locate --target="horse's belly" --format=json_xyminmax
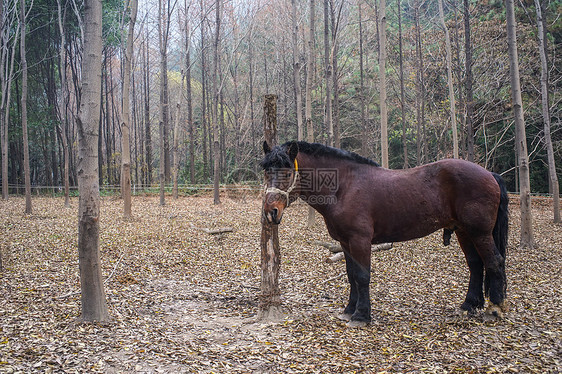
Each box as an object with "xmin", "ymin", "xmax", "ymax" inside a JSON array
[{"xmin": 372, "ymin": 217, "xmax": 446, "ymax": 244}]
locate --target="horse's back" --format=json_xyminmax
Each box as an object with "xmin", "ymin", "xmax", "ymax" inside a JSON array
[{"xmin": 357, "ymin": 159, "xmax": 501, "ymax": 243}]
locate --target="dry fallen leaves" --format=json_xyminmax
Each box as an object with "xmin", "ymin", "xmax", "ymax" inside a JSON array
[{"xmin": 0, "ymin": 194, "xmax": 560, "ymax": 373}]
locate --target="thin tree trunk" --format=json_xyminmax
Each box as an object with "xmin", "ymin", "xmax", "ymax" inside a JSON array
[
  {"xmin": 172, "ymin": 101, "xmax": 180, "ymax": 199},
  {"xmin": 505, "ymin": 0, "xmax": 535, "ymax": 249},
  {"xmin": 200, "ymin": 3, "xmax": 208, "ymax": 180},
  {"xmin": 306, "ymin": 0, "xmax": 316, "ymax": 228},
  {"xmin": 158, "ymin": 0, "xmax": 170, "ymax": 206},
  {"xmin": 76, "ymin": 0, "xmax": 108, "ymax": 322},
  {"xmin": 323, "ymin": 0, "xmax": 333, "ymax": 146},
  {"xmin": 121, "ymin": 0, "xmax": 137, "ymax": 217},
  {"xmin": 397, "ymin": 0, "xmax": 407, "ymax": 168},
  {"xmin": 20, "ymin": 0, "xmax": 32, "ymax": 214},
  {"xmin": 534, "ymin": 0, "xmax": 559, "ymax": 222},
  {"xmin": 183, "ymin": 12, "xmax": 195, "ymax": 185},
  {"xmin": 143, "ymin": 27, "xmax": 152, "ymax": 187},
  {"xmin": 439, "ymin": 0, "xmax": 458, "ymax": 159},
  {"xmin": 414, "ymin": 0, "xmax": 424, "ymax": 165},
  {"xmin": 330, "ymin": 0, "xmax": 341, "ymax": 148},
  {"xmin": 259, "ymin": 94, "xmax": 281, "ymax": 321},
  {"xmin": 379, "ymin": 0, "xmax": 388, "ymax": 167},
  {"xmin": 291, "ymin": 0, "xmax": 303, "ymax": 141},
  {"xmin": 359, "ymin": 1, "xmax": 367, "ymax": 157},
  {"xmin": 212, "ymin": 0, "xmax": 221, "ymax": 205},
  {"xmin": 57, "ymin": 0, "xmax": 70, "ymax": 207},
  {"xmin": 464, "ymin": 0, "xmax": 475, "ymax": 161},
  {"xmin": 0, "ymin": 0, "xmax": 5, "ymax": 200},
  {"xmin": 1, "ymin": 7, "xmax": 18, "ymax": 200}
]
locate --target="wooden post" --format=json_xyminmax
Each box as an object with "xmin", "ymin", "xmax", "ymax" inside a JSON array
[{"xmin": 258, "ymin": 94, "xmax": 282, "ymax": 321}]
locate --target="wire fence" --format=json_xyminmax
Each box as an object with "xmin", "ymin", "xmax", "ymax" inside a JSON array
[
  {"xmin": 2, "ymin": 182, "xmax": 264, "ymax": 197},
  {"xmin": 1, "ymin": 183, "xmax": 560, "ymax": 199}
]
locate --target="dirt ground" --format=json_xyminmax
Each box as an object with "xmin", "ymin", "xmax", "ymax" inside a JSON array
[{"xmin": 0, "ymin": 193, "xmax": 561, "ymax": 373}]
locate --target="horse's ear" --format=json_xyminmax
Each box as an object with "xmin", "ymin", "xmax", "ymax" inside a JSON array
[
  {"xmin": 263, "ymin": 140, "xmax": 271, "ymax": 155},
  {"xmin": 287, "ymin": 141, "xmax": 298, "ymax": 161}
]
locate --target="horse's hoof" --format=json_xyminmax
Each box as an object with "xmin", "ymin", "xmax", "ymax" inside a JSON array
[
  {"xmin": 485, "ymin": 303, "xmax": 504, "ymax": 319},
  {"xmin": 346, "ymin": 320, "xmax": 369, "ymax": 328},
  {"xmin": 337, "ymin": 313, "xmax": 352, "ymax": 321}
]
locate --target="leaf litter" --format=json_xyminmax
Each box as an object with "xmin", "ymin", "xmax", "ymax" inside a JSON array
[{"xmin": 0, "ymin": 194, "xmax": 560, "ymax": 373}]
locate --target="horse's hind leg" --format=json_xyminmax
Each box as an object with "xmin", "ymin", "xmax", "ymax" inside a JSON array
[
  {"xmin": 456, "ymin": 230, "xmax": 485, "ymax": 312},
  {"xmin": 471, "ymin": 235, "xmax": 507, "ymax": 316}
]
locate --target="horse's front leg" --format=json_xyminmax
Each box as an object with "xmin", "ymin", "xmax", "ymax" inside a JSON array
[
  {"xmin": 338, "ymin": 250, "xmax": 357, "ymax": 321},
  {"xmin": 342, "ymin": 237, "xmax": 372, "ymax": 327}
]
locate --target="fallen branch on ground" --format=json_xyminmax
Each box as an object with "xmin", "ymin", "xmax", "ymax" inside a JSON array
[
  {"xmin": 191, "ymin": 225, "xmax": 233, "ymax": 235},
  {"xmin": 325, "ymin": 243, "xmax": 393, "ymax": 263}
]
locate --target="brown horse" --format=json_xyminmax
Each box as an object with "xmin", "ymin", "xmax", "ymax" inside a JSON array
[{"xmin": 261, "ymin": 141, "xmax": 509, "ymax": 327}]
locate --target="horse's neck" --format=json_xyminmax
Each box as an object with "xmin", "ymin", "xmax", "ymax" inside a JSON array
[{"xmin": 297, "ymin": 154, "xmax": 344, "ymax": 212}]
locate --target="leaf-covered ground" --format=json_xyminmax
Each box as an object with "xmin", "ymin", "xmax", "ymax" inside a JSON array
[{"xmin": 0, "ymin": 193, "xmax": 561, "ymax": 373}]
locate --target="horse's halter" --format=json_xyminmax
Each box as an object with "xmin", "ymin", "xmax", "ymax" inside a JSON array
[{"xmin": 264, "ymin": 159, "xmax": 299, "ymax": 207}]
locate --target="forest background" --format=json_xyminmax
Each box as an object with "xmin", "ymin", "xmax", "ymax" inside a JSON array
[{"xmin": 0, "ymin": 0, "xmax": 561, "ymax": 198}]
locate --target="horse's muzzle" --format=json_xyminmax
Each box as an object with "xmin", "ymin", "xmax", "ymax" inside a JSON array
[{"xmin": 264, "ymin": 205, "xmax": 284, "ymax": 225}]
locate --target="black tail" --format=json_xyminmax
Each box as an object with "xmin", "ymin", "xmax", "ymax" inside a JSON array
[
  {"xmin": 492, "ymin": 173, "xmax": 509, "ymax": 259},
  {"xmin": 486, "ymin": 172, "xmax": 509, "ymax": 297}
]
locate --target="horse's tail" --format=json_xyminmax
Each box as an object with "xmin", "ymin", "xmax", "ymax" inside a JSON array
[
  {"xmin": 486, "ymin": 172, "xmax": 509, "ymax": 297},
  {"xmin": 492, "ymin": 172, "xmax": 509, "ymax": 259}
]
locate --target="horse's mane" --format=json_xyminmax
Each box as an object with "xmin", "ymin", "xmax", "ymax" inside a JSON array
[{"xmin": 288, "ymin": 141, "xmax": 379, "ymax": 167}]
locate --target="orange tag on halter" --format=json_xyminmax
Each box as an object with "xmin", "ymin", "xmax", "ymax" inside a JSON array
[{"xmin": 294, "ymin": 159, "xmax": 299, "ymax": 172}]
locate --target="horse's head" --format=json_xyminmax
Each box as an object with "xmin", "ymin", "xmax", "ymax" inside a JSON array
[{"xmin": 260, "ymin": 141, "xmax": 299, "ymax": 224}]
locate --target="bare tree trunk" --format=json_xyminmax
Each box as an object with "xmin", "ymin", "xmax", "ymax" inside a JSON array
[
  {"xmin": 439, "ymin": 0, "xmax": 458, "ymax": 159},
  {"xmin": 143, "ymin": 26, "xmax": 152, "ymax": 187},
  {"xmin": 121, "ymin": 0, "xmax": 137, "ymax": 217},
  {"xmin": 259, "ymin": 94, "xmax": 281, "ymax": 321},
  {"xmin": 20, "ymin": 0, "xmax": 31, "ymax": 214},
  {"xmin": 359, "ymin": 1, "xmax": 367, "ymax": 157},
  {"xmin": 414, "ymin": 0, "xmax": 425, "ymax": 165},
  {"xmin": 291, "ymin": 0, "xmax": 303, "ymax": 141},
  {"xmin": 379, "ymin": 0, "xmax": 388, "ymax": 167},
  {"xmin": 158, "ymin": 0, "xmax": 171, "ymax": 206},
  {"xmin": 323, "ymin": 0, "xmax": 333, "ymax": 146},
  {"xmin": 534, "ymin": 0, "xmax": 559, "ymax": 223},
  {"xmin": 212, "ymin": 0, "xmax": 221, "ymax": 205},
  {"xmin": 182, "ymin": 8, "xmax": 195, "ymax": 185},
  {"xmin": 397, "ymin": 0, "xmax": 407, "ymax": 168},
  {"xmin": 505, "ymin": 0, "xmax": 535, "ymax": 249},
  {"xmin": 57, "ymin": 0, "xmax": 70, "ymax": 207},
  {"xmin": 464, "ymin": 0, "xmax": 475, "ymax": 161},
  {"xmin": 330, "ymin": 0, "xmax": 341, "ymax": 149},
  {"xmin": 0, "ymin": 0, "xmax": 5, "ymax": 200},
  {"xmin": 306, "ymin": 0, "xmax": 316, "ymax": 228},
  {"xmin": 76, "ymin": 0, "xmax": 108, "ymax": 322},
  {"xmin": 172, "ymin": 101, "xmax": 180, "ymax": 199},
  {"xmin": 200, "ymin": 2, "xmax": 208, "ymax": 179}
]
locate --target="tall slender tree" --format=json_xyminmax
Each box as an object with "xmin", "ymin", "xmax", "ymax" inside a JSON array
[
  {"xmin": 57, "ymin": 0, "xmax": 70, "ymax": 207},
  {"xmin": 397, "ymin": 0, "xmax": 407, "ymax": 168},
  {"xmin": 438, "ymin": 0, "xmax": 458, "ymax": 158},
  {"xmin": 20, "ymin": 0, "xmax": 31, "ymax": 214},
  {"xmin": 323, "ymin": 0, "xmax": 333, "ymax": 146},
  {"xmin": 379, "ymin": 0, "xmax": 388, "ymax": 167},
  {"xmin": 212, "ymin": 0, "xmax": 222, "ymax": 205},
  {"xmin": 463, "ymin": 0, "xmax": 475, "ymax": 161},
  {"xmin": 143, "ymin": 24, "xmax": 152, "ymax": 187},
  {"xmin": 76, "ymin": 0, "xmax": 108, "ymax": 322},
  {"xmin": 182, "ymin": 2, "xmax": 195, "ymax": 184},
  {"xmin": 305, "ymin": 0, "xmax": 316, "ymax": 228},
  {"xmin": 291, "ymin": 0, "xmax": 303, "ymax": 141},
  {"xmin": 121, "ymin": 0, "xmax": 138, "ymax": 217},
  {"xmin": 534, "ymin": 0, "xmax": 559, "ymax": 222},
  {"xmin": 158, "ymin": 0, "xmax": 174, "ymax": 205},
  {"xmin": 359, "ymin": 1, "xmax": 367, "ymax": 157},
  {"xmin": 505, "ymin": 0, "xmax": 534, "ymax": 249}
]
